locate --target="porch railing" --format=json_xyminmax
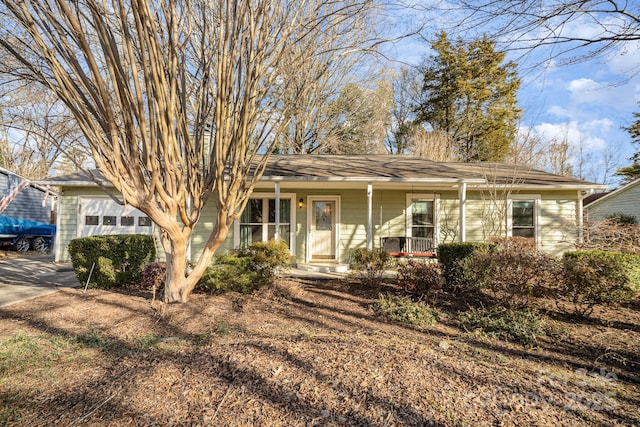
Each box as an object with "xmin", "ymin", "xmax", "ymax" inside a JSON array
[{"xmin": 381, "ymin": 236, "xmax": 437, "ymax": 258}]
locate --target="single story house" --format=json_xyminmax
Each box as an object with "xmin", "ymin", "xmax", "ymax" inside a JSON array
[
  {"xmin": 43, "ymin": 155, "xmax": 606, "ymax": 269},
  {"xmin": 584, "ymin": 178, "xmax": 640, "ymax": 222},
  {"xmin": 1, "ymin": 166, "xmax": 56, "ymax": 224}
]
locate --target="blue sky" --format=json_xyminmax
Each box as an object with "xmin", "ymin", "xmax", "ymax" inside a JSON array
[{"xmin": 381, "ymin": 3, "xmax": 640, "ymax": 187}]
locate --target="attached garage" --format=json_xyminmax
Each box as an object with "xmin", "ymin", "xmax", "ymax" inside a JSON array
[{"xmin": 78, "ymin": 196, "xmax": 153, "ymax": 237}]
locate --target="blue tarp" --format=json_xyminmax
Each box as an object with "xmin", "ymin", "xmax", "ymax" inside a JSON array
[{"xmin": 0, "ymin": 215, "xmax": 55, "ymax": 237}]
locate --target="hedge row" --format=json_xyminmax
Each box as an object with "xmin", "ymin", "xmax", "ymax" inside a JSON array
[{"xmin": 68, "ymin": 234, "xmax": 156, "ymax": 289}]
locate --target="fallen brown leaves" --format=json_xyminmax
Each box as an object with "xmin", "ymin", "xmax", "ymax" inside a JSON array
[{"xmin": 0, "ymin": 278, "xmax": 639, "ymax": 426}]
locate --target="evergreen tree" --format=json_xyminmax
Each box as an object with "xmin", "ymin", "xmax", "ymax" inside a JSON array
[
  {"xmin": 616, "ymin": 111, "xmax": 640, "ymax": 183},
  {"xmin": 414, "ymin": 32, "xmax": 521, "ymax": 162}
]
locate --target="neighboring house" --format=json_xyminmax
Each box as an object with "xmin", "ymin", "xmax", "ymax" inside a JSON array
[
  {"xmin": 43, "ymin": 155, "xmax": 605, "ymax": 267},
  {"xmin": 0, "ymin": 166, "xmax": 56, "ymax": 224},
  {"xmin": 584, "ymin": 178, "xmax": 640, "ymax": 222}
]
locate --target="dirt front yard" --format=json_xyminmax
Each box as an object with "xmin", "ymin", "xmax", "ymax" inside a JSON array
[{"xmin": 1, "ymin": 277, "xmax": 639, "ymax": 426}]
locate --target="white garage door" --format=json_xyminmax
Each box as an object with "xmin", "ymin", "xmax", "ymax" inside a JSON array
[{"xmin": 78, "ymin": 197, "xmax": 153, "ymax": 237}]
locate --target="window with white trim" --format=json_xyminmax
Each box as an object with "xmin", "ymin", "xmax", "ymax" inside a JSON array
[
  {"xmin": 508, "ymin": 195, "xmax": 540, "ymax": 241},
  {"xmin": 406, "ymin": 194, "xmax": 439, "ymax": 241},
  {"xmin": 237, "ymin": 195, "xmax": 294, "ymax": 249}
]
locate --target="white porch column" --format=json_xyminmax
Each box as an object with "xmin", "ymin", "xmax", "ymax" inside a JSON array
[
  {"xmin": 367, "ymin": 182, "xmax": 373, "ymax": 250},
  {"xmin": 577, "ymin": 189, "xmax": 585, "ymax": 244},
  {"xmin": 274, "ymin": 181, "xmax": 281, "ymax": 240},
  {"xmin": 458, "ymin": 182, "xmax": 467, "ymax": 242}
]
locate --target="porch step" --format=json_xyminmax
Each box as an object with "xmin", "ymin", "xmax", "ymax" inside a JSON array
[{"xmin": 296, "ymin": 263, "xmax": 349, "ymax": 274}]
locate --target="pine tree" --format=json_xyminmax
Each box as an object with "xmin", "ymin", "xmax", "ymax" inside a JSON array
[
  {"xmin": 414, "ymin": 32, "xmax": 521, "ymax": 162},
  {"xmin": 616, "ymin": 111, "xmax": 640, "ymax": 183}
]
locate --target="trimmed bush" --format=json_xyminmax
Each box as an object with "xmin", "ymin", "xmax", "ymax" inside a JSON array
[
  {"xmin": 348, "ymin": 248, "xmax": 392, "ymax": 284},
  {"xmin": 236, "ymin": 239, "xmax": 291, "ymax": 283},
  {"xmin": 460, "ymin": 307, "xmax": 547, "ymax": 346},
  {"xmin": 396, "ymin": 260, "xmax": 442, "ymax": 295},
  {"xmin": 461, "ymin": 237, "xmax": 562, "ymax": 308},
  {"xmin": 68, "ymin": 235, "xmax": 156, "ymax": 289},
  {"xmin": 561, "ymin": 250, "xmax": 640, "ymax": 316},
  {"xmin": 437, "ymin": 242, "xmax": 495, "ymax": 291},
  {"xmin": 197, "ymin": 252, "xmax": 258, "ymax": 294},
  {"xmin": 198, "ymin": 239, "xmax": 290, "ymax": 294},
  {"xmin": 372, "ymin": 293, "xmax": 440, "ymax": 325}
]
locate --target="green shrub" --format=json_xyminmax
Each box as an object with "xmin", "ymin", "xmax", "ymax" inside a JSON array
[
  {"xmin": 236, "ymin": 239, "xmax": 291, "ymax": 282},
  {"xmin": 198, "ymin": 239, "xmax": 290, "ymax": 294},
  {"xmin": 460, "ymin": 307, "xmax": 547, "ymax": 346},
  {"xmin": 561, "ymin": 250, "xmax": 640, "ymax": 316},
  {"xmin": 396, "ymin": 260, "xmax": 442, "ymax": 295},
  {"xmin": 605, "ymin": 212, "xmax": 638, "ymax": 226},
  {"xmin": 349, "ymin": 248, "xmax": 392, "ymax": 284},
  {"xmin": 68, "ymin": 235, "xmax": 156, "ymax": 289},
  {"xmin": 197, "ymin": 252, "xmax": 258, "ymax": 294},
  {"xmin": 461, "ymin": 238, "xmax": 562, "ymax": 308},
  {"xmin": 372, "ymin": 293, "xmax": 440, "ymax": 325},
  {"xmin": 437, "ymin": 242, "xmax": 495, "ymax": 291}
]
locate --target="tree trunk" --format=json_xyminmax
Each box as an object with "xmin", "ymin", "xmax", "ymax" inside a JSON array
[
  {"xmin": 162, "ymin": 236, "xmax": 195, "ymax": 304},
  {"xmin": 160, "ymin": 220, "xmax": 231, "ymax": 304}
]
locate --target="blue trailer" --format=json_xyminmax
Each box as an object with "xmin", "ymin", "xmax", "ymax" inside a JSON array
[{"xmin": 0, "ymin": 216, "xmax": 56, "ymax": 252}]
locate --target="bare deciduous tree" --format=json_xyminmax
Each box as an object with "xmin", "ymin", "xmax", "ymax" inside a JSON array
[
  {"xmin": 0, "ymin": 84, "xmax": 87, "ymax": 179},
  {"xmin": 0, "ymin": 0, "xmax": 383, "ymax": 303},
  {"xmin": 454, "ymin": 0, "xmax": 640, "ymax": 66}
]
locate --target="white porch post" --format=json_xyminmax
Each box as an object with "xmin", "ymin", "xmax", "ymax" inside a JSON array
[
  {"xmin": 459, "ymin": 182, "xmax": 467, "ymax": 242},
  {"xmin": 367, "ymin": 182, "xmax": 373, "ymax": 250},
  {"xmin": 577, "ymin": 189, "xmax": 585, "ymax": 244},
  {"xmin": 274, "ymin": 181, "xmax": 281, "ymax": 240}
]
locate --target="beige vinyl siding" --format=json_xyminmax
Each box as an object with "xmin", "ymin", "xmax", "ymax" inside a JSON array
[
  {"xmin": 459, "ymin": 190, "xmax": 579, "ymax": 256},
  {"xmin": 538, "ymin": 192, "xmax": 579, "ymax": 255},
  {"xmin": 463, "ymin": 192, "xmax": 491, "ymax": 243},
  {"xmin": 586, "ymin": 181, "xmax": 640, "ymax": 221},
  {"xmin": 189, "ymin": 199, "xmax": 235, "ymax": 260}
]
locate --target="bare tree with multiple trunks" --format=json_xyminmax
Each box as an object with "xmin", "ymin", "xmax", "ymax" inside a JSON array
[{"xmin": 0, "ymin": 0, "xmax": 384, "ymax": 303}]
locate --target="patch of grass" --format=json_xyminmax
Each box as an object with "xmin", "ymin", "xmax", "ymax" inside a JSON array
[
  {"xmin": 372, "ymin": 293, "xmax": 440, "ymax": 326},
  {"xmin": 73, "ymin": 328, "xmax": 112, "ymax": 351},
  {"xmin": 460, "ymin": 307, "xmax": 547, "ymax": 346},
  {"xmin": 0, "ymin": 332, "xmax": 76, "ymax": 377},
  {"xmin": 138, "ymin": 334, "xmax": 161, "ymax": 350}
]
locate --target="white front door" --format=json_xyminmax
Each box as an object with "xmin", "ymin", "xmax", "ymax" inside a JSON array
[{"xmin": 308, "ymin": 197, "xmax": 339, "ymax": 261}]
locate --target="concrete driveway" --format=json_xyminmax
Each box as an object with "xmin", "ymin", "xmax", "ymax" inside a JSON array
[{"xmin": 0, "ymin": 253, "xmax": 79, "ymax": 307}]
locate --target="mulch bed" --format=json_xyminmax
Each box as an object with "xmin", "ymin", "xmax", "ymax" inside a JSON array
[{"xmin": 0, "ymin": 277, "xmax": 639, "ymax": 426}]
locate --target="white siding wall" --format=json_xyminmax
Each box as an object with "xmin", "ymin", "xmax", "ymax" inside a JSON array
[{"xmin": 585, "ymin": 181, "xmax": 640, "ymax": 222}]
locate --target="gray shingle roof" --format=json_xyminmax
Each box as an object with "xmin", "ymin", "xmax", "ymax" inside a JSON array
[{"xmin": 41, "ymin": 155, "xmax": 604, "ymax": 189}]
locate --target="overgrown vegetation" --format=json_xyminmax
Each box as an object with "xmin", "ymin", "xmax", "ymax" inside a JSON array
[
  {"xmin": 560, "ymin": 250, "xmax": 640, "ymax": 316},
  {"xmin": 396, "ymin": 260, "xmax": 442, "ymax": 295},
  {"xmin": 349, "ymin": 248, "xmax": 392, "ymax": 284},
  {"xmin": 68, "ymin": 235, "xmax": 156, "ymax": 289},
  {"xmin": 372, "ymin": 293, "xmax": 440, "ymax": 325},
  {"xmin": 460, "ymin": 307, "xmax": 548, "ymax": 346},
  {"xmin": 580, "ymin": 218, "xmax": 640, "ymax": 254},
  {"xmin": 460, "ymin": 237, "xmax": 561, "ymax": 308}
]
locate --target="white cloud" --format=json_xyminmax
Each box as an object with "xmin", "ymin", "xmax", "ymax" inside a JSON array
[{"xmin": 532, "ymin": 121, "xmax": 608, "ymax": 153}]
